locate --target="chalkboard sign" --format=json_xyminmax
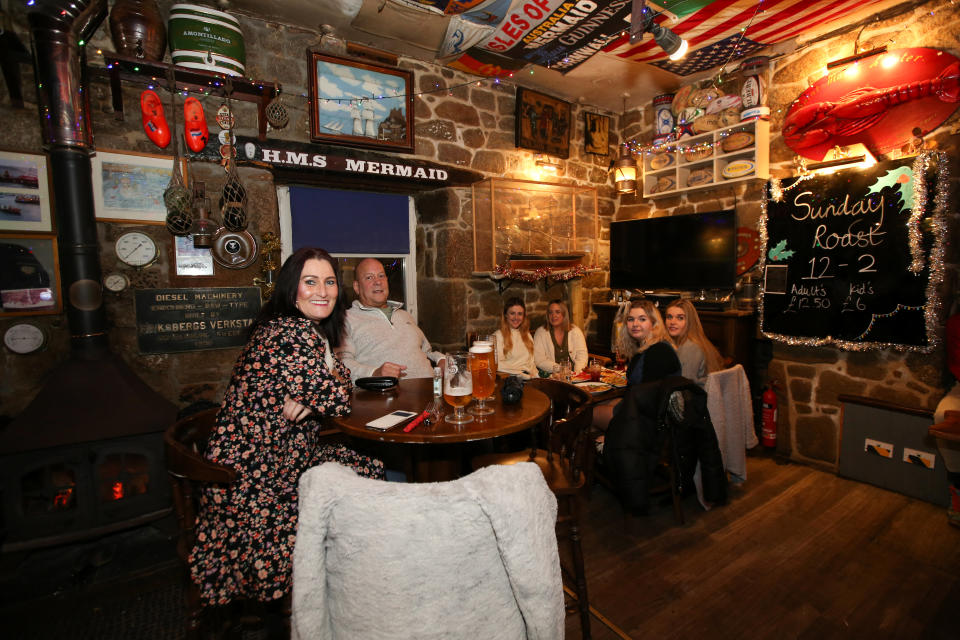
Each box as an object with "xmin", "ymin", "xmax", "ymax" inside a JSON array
[
  {"xmin": 760, "ymin": 154, "xmax": 946, "ymax": 351},
  {"xmin": 135, "ymin": 287, "xmax": 261, "ymax": 354}
]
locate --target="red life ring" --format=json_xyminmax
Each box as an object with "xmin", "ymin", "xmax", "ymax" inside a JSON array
[{"xmin": 737, "ymin": 227, "xmax": 761, "ymax": 275}]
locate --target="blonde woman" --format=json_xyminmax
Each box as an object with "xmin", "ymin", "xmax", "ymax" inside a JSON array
[
  {"xmin": 493, "ymin": 297, "xmax": 536, "ymax": 378},
  {"xmin": 595, "ymin": 299, "xmax": 681, "ymax": 433},
  {"xmin": 533, "ymin": 299, "xmax": 589, "ymax": 375},
  {"xmin": 664, "ymin": 298, "xmax": 724, "ymax": 387}
]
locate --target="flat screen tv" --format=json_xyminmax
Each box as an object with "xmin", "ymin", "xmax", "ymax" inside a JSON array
[{"xmin": 609, "ymin": 210, "xmax": 737, "ymax": 291}]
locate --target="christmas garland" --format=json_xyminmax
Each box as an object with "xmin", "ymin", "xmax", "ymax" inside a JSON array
[{"xmin": 492, "ymin": 263, "xmax": 587, "ymax": 283}]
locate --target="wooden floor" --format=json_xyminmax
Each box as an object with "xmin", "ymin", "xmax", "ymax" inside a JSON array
[{"xmin": 564, "ymin": 452, "xmax": 960, "ymax": 640}]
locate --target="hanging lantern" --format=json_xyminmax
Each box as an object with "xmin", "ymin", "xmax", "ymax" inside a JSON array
[{"xmin": 614, "ymin": 145, "xmax": 637, "ymax": 194}]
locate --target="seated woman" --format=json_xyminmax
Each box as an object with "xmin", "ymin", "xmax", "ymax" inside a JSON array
[
  {"xmin": 494, "ymin": 296, "xmax": 536, "ymax": 378},
  {"xmin": 603, "ymin": 299, "xmax": 726, "ymax": 514},
  {"xmin": 189, "ymin": 247, "xmax": 384, "ymax": 610},
  {"xmin": 664, "ymin": 298, "xmax": 725, "ymax": 387},
  {"xmin": 533, "ymin": 299, "xmax": 588, "ymax": 376},
  {"xmin": 594, "ymin": 299, "xmax": 680, "ymax": 432}
]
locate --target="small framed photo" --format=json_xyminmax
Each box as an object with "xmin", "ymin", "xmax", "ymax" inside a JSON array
[
  {"xmin": 0, "ymin": 234, "xmax": 61, "ymax": 316},
  {"xmin": 308, "ymin": 52, "xmax": 415, "ymax": 153},
  {"xmin": 172, "ymin": 235, "xmax": 215, "ymax": 277},
  {"xmin": 0, "ymin": 150, "xmax": 53, "ymax": 233},
  {"xmin": 584, "ymin": 112, "xmax": 610, "ymax": 156},
  {"xmin": 515, "ymin": 87, "xmax": 571, "ymax": 159},
  {"xmin": 91, "ymin": 149, "xmax": 187, "ymax": 224}
]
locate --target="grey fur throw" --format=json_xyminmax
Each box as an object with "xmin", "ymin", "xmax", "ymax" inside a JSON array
[{"xmin": 292, "ymin": 461, "xmax": 564, "ymax": 639}]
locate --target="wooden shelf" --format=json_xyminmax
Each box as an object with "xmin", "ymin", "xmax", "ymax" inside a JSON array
[
  {"xmin": 642, "ymin": 120, "xmax": 769, "ymax": 197},
  {"xmin": 86, "ymin": 52, "xmax": 277, "ymax": 141}
]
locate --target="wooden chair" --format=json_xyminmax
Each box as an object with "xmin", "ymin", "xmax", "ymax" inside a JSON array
[
  {"xmin": 165, "ymin": 408, "xmax": 292, "ymax": 639},
  {"xmin": 472, "ymin": 378, "xmax": 595, "ymax": 639}
]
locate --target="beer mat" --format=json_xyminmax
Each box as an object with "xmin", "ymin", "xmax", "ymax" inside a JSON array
[{"xmin": 574, "ymin": 382, "xmax": 613, "ymax": 394}]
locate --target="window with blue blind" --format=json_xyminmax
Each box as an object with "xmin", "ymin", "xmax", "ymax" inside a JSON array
[{"xmin": 288, "ymin": 187, "xmax": 409, "ymax": 254}]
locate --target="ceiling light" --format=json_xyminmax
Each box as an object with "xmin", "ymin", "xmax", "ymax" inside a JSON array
[
  {"xmin": 631, "ymin": 2, "xmax": 688, "ymax": 60},
  {"xmin": 613, "ymin": 146, "xmax": 637, "ymax": 194},
  {"xmin": 826, "ymin": 45, "xmax": 887, "ymax": 70},
  {"xmin": 802, "ymin": 143, "xmax": 877, "ymax": 175}
]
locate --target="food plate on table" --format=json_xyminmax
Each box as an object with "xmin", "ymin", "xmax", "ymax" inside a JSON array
[
  {"xmin": 600, "ymin": 369, "xmax": 627, "ymax": 387},
  {"xmin": 574, "ymin": 381, "xmax": 613, "ymax": 394}
]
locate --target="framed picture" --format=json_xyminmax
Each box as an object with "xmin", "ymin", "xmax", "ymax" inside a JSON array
[
  {"xmin": 515, "ymin": 88, "xmax": 571, "ymax": 159},
  {"xmin": 309, "ymin": 52, "xmax": 415, "ymax": 153},
  {"xmin": 0, "ymin": 234, "xmax": 61, "ymax": 316},
  {"xmin": 91, "ymin": 149, "xmax": 187, "ymax": 224},
  {"xmin": 584, "ymin": 112, "xmax": 610, "ymax": 156},
  {"xmin": 172, "ymin": 235, "xmax": 215, "ymax": 277},
  {"xmin": 0, "ymin": 150, "xmax": 53, "ymax": 233}
]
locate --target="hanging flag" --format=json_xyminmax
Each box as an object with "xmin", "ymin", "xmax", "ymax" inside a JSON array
[{"xmin": 605, "ymin": 0, "xmax": 899, "ymax": 76}]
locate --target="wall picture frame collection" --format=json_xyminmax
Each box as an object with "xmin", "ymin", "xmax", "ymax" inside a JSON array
[{"xmin": 0, "ymin": 150, "xmax": 60, "ymax": 317}]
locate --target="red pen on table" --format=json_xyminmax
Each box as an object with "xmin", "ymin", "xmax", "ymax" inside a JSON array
[{"xmin": 403, "ymin": 410, "xmax": 431, "ymax": 432}]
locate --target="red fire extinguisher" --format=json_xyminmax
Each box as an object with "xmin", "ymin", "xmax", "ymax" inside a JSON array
[{"xmin": 761, "ymin": 383, "xmax": 778, "ymax": 449}]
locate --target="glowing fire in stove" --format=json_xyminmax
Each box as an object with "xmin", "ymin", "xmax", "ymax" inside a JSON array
[
  {"xmin": 111, "ymin": 481, "xmax": 124, "ymax": 501},
  {"xmin": 53, "ymin": 487, "xmax": 74, "ymax": 509}
]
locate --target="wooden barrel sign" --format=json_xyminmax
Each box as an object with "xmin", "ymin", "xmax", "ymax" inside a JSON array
[{"xmin": 168, "ymin": 4, "xmax": 245, "ymax": 77}]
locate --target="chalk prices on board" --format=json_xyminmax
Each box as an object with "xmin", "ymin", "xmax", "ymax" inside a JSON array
[{"xmin": 761, "ymin": 157, "xmax": 939, "ymax": 349}]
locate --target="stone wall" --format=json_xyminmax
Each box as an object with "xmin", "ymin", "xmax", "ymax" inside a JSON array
[
  {"xmin": 613, "ymin": 0, "xmax": 960, "ymax": 470},
  {"xmin": 0, "ymin": 1, "xmax": 618, "ymax": 416}
]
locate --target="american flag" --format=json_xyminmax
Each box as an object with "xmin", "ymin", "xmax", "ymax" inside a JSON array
[{"xmin": 606, "ymin": 0, "xmax": 898, "ymax": 75}]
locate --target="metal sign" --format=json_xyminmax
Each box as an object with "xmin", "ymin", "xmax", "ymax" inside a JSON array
[{"xmin": 134, "ymin": 287, "xmax": 261, "ymax": 354}]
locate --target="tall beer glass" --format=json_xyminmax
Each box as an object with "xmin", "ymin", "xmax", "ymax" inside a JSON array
[
  {"xmin": 469, "ymin": 344, "xmax": 495, "ymax": 416},
  {"xmin": 444, "ymin": 351, "xmax": 474, "ymax": 424}
]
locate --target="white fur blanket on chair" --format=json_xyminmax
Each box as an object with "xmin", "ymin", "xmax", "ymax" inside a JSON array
[{"xmin": 292, "ymin": 462, "xmax": 564, "ymax": 640}]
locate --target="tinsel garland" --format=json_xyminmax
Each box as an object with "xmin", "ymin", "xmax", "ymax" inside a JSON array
[
  {"xmin": 492, "ymin": 263, "xmax": 587, "ymax": 283},
  {"xmin": 758, "ymin": 151, "xmax": 948, "ymax": 352}
]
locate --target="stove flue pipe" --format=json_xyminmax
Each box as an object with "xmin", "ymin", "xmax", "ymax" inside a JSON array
[{"xmin": 28, "ymin": 0, "xmax": 109, "ymax": 357}]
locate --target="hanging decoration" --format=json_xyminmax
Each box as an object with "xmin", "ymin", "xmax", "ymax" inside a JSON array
[
  {"xmin": 493, "ymin": 263, "xmax": 587, "ymax": 283},
  {"xmin": 783, "ymin": 47, "xmax": 960, "ymax": 161},
  {"xmin": 219, "ymin": 85, "xmax": 248, "ymax": 233},
  {"xmin": 163, "ymin": 69, "xmax": 194, "ymax": 236},
  {"xmin": 265, "ymin": 82, "xmax": 289, "ymax": 129}
]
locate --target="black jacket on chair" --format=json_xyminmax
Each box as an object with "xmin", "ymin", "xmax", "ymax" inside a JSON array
[{"xmin": 604, "ymin": 375, "xmax": 727, "ymax": 514}]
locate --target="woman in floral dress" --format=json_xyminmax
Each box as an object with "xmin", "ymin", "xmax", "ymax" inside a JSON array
[{"xmin": 189, "ymin": 247, "xmax": 384, "ymax": 607}]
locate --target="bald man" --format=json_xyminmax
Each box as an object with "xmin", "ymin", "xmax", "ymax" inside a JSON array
[{"xmin": 339, "ymin": 258, "xmax": 443, "ymax": 382}]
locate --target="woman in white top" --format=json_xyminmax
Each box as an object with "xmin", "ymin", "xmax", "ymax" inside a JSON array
[
  {"xmin": 533, "ymin": 299, "xmax": 588, "ymax": 375},
  {"xmin": 493, "ymin": 296, "xmax": 536, "ymax": 378}
]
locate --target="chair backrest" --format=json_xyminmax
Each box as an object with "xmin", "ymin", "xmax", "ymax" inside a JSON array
[
  {"xmin": 163, "ymin": 407, "xmax": 236, "ymax": 560},
  {"xmin": 526, "ymin": 378, "xmax": 595, "ymax": 486},
  {"xmin": 292, "ymin": 462, "xmax": 564, "ymax": 640}
]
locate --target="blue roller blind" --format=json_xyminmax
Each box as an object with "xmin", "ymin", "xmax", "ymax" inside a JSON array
[{"xmin": 289, "ymin": 187, "xmax": 409, "ymax": 254}]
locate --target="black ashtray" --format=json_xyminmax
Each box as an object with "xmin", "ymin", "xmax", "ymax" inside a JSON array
[{"xmin": 355, "ymin": 376, "xmax": 399, "ymax": 392}]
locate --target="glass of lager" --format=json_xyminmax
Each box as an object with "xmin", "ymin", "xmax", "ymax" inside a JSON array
[
  {"xmin": 469, "ymin": 343, "xmax": 495, "ymax": 416},
  {"xmin": 443, "ymin": 351, "xmax": 474, "ymax": 424}
]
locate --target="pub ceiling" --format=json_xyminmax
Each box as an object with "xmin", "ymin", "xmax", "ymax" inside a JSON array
[{"xmin": 224, "ymin": 0, "xmax": 918, "ymax": 112}]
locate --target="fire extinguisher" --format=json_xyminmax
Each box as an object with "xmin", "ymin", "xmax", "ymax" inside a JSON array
[{"xmin": 761, "ymin": 383, "xmax": 778, "ymax": 449}]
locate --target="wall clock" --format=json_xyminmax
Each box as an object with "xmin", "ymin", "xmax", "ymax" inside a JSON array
[
  {"xmin": 103, "ymin": 272, "xmax": 129, "ymax": 292},
  {"xmin": 115, "ymin": 231, "xmax": 158, "ymax": 268},
  {"xmin": 3, "ymin": 323, "xmax": 46, "ymax": 354}
]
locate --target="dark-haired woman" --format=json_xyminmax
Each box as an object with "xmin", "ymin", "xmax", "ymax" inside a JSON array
[{"xmin": 189, "ymin": 247, "xmax": 384, "ymax": 608}]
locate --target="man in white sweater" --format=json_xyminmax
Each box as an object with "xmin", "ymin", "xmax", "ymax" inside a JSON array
[{"xmin": 340, "ymin": 258, "xmax": 443, "ymax": 382}]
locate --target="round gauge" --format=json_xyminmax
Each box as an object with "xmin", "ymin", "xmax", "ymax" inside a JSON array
[
  {"xmin": 115, "ymin": 231, "xmax": 158, "ymax": 269},
  {"xmin": 4, "ymin": 323, "xmax": 46, "ymax": 354},
  {"xmin": 103, "ymin": 272, "xmax": 129, "ymax": 292}
]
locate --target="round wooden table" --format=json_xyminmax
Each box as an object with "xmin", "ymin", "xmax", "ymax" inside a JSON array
[{"xmin": 332, "ymin": 378, "xmax": 550, "ymax": 481}]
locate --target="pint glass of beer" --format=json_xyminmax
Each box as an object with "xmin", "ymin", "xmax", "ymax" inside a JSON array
[
  {"xmin": 444, "ymin": 351, "xmax": 474, "ymax": 424},
  {"xmin": 469, "ymin": 344, "xmax": 495, "ymax": 416}
]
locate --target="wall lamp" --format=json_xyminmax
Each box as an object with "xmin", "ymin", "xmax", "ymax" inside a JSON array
[
  {"xmin": 800, "ymin": 144, "xmax": 877, "ymax": 175},
  {"xmin": 613, "ymin": 146, "xmax": 637, "ymax": 194},
  {"xmin": 631, "ymin": 1, "xmax": 688, "ymax": 61}
]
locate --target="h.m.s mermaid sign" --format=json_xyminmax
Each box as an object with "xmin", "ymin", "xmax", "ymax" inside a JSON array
[{"xmin": 760, "ymin": 153, "xmax": 948, "ymax": 352}]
